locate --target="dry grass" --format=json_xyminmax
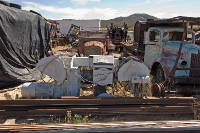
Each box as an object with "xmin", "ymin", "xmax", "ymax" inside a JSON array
[
  {"xmin": 52, "ymin": 44, "xmax": 78, "ymax": 56},
  {"xmin": 192, "ymin": 98, "xmax": 200, "ymax": 120},
  {"xmin": 64, "ymin": 112, "xmax": 92, "ymax": 124},
  {"xmin": 80, "ymin": 81, "xmax": 153, "ymax": 97},
  {"xmin": 0, "ymin": 87, "xmax": 22, "ymax": 100},
  {"xmin": 106, "ymin": 80, "xmax": 152, "ymax": 98}
]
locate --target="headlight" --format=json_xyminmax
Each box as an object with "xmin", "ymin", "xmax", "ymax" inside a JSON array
[{"xmin": 180, "ymin": 60, "xmax": 187, "ymax": 67}]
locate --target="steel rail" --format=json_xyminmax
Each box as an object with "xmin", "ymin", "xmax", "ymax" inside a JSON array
[
  {"xmin": 0, "ymin": 97, "xmax": 195, "ymax": 106},
  {"xmin": 0, "ymin": 97, "xmax": 195, "ymax": 117},
  {"xmin": 1, "ymin": 121, "xmax": 200, "ymax": 132},
  {"xmin": 0, "ymin": 97, "xmax": 197, "ymax": 132},
  {"xmin": 0, "ymin": 106, "xmax": 193, "ymax": 116}
]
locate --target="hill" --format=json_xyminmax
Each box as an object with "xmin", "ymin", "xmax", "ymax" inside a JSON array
[{"xmin": 101, "ymin": 13, "xmax": 158, "ymax": 30}]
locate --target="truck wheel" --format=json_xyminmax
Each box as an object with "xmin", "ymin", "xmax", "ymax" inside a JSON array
[
  {"xmin": 93, "ymin": 85, "xmax": 106, "ymax": 97},
  {"xmin": 10, "ymin": 3, "xmax": 21, "ymax": 9},
  {"xmin": 155, "ymin": 64, "xmax": 165, "ymax": 83},
  {"xmin": 0, "ymin": 0, "xmax": 10, "ymax": 6},
  {"xmin": 151, "ymin": 83, "xmax": 165, "ymax": 97}
]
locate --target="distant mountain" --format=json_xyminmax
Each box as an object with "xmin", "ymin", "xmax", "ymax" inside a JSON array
[{"xmin": 101, "ymin": 13, "xmax": 158, "ymax": 30}]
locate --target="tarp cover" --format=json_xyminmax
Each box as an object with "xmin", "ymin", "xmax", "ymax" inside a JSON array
[{"xmin": 0, "ymin": 5, "xmax": 52, "ymax": 89}]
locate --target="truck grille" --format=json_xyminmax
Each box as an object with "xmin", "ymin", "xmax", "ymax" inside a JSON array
[
  {"xmin": 190, "ymin": 53, "xmax": 200, "ymax": 78},
  {"xmin": 87, "ymin": 47, "xmax": 101, "ymax": 56}
]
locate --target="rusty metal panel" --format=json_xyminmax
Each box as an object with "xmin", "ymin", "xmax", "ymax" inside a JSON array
[
  {"xmin": 78, "ymin": 31, "xmax": 108, "ymax": 56},
  {"xmin": 134, "ymin": 21, "xmax": 148, "ymax": 52},
  {"xmin": 190, "ymin": 52, "xmax": 200, "ymax": 78},
  {"xmin": 86, "ymin": 47, "xmax": 102, "ymax": 56},
  {"xmin": 146, "ymin": 16, "xmax": 200, "ymax": 26},
  {"xmin": 84, "ymin": 41, "xmax": 105, "ymax": 56}
]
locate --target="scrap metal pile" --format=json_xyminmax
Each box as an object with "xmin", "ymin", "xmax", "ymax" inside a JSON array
[
  {"xmin": 21, "ymin": 55, "xmax": 150, "ymax": 98},
  {"xmin": 1, "ymin": 1, "xmax": 200, "ymax": 132},
  {"xmin": 1, "ymin": 0, "xmax": 200, "ymax": 100},
  {"xmin": 66, "ymin": 24, "xmax": 81, "ymax": 45}
]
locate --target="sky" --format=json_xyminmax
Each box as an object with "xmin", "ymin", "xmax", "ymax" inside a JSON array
[{"xmin": 6, "ymin": 0, "xmax": 200, "ymax": 20}]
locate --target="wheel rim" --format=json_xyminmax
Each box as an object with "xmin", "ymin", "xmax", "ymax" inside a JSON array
[{"xmin": 151, "ymin": 83, "xmax": 165, "ymax": 97}]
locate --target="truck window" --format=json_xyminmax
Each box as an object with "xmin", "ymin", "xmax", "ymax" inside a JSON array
[
  {"xmin": 170, "ymin": 32, "xmax": 182, "ymax": 41},
  {"xmin": 186, "ymin": 32, "xmax": 193, "ymax": 42},
  {"xmin": 149, "ymin": 31, "xmax": 160, "ymax": 42},
  {"xmin": 163, "ymin": 31, "xmax": 193, "ymax": 43}
]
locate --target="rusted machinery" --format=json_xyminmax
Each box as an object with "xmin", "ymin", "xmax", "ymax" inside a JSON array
[
  {"xmin": 21, "ymin": 55, "xmax": 150, "ymax": 98},
  {"xmin": 48, "ymin": 19, "xmax": 61, "ymax": 47},
  {"xmin": 66, "ymin": 24, "xmax": 81, "ymax": 45},
  {"xmin": 78, "ymin": 31, "xmax": 109, "ymax": 56},
  {"xmin": 107, "ymin": 23, "xmax": 129, "ymax": 52}
]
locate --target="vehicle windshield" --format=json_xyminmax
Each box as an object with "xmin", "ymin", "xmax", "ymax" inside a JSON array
[
  {"xmin": 163, "ymin": 31, "xmax": 194, "ymax": 43},
  {"xmin": 149, "ymin": 30, "xmax": 160, "ymax": 42}
]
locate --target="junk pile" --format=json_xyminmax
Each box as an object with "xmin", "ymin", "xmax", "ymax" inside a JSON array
[{"xmin": 66, "ymin": 24, "xmax": 81, "ymax": 45}]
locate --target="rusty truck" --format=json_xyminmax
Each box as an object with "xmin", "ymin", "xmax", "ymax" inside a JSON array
[
  {"xmin": 78, "ymin": 31, "xmax": 109, "ymax": 56},
  {"xmin": 131, "ymin": 16, "xmax": 200, "ymax": 96}
]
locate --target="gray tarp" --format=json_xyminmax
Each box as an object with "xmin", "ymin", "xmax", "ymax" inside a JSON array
[{"xmin": 0, "ymin": 4, "xmax": 52, "ymax": 89}]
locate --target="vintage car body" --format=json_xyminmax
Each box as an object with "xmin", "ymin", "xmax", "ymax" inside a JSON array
[
  {"xmin": 144, "ymin": 27, "xmax": 200, "ymax": 84},
  {"xmin": 78, "ymin": 31, "xmax": 109, "ymax": 56}
]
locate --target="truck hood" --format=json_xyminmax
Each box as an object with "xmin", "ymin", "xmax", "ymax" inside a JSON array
[{"xmin": 165, "ymin": 42, "xmax": 200, "ymax": 54}]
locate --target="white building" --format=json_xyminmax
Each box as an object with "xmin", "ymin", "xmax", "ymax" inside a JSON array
[{"xmin": 56, "ymin": 19, "xmax": 101, "ymax": 34}]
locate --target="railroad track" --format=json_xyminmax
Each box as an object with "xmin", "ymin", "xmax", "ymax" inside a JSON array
[
  {"xmin": 1, "ymin": 120, "xmax": 200, "ymax": 133},
  {"xmin": 0, "ymin": 97, "xmax": 196, "ymax": 116},
  {"xmin": 0, "ymin": 97, "xmax": 198, "ymax": 132}
]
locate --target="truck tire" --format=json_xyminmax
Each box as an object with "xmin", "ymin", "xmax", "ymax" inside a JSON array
[
  {"xmin": 155, "ymin": 64, "xmax": 165, "ymax": 83},
  {"xmin": 0, "ymin": 0, "xmax": 10, "ymax": 6},
  {"xmin": 10, "ymin": 3, "xmax": 21, "ymax": 9},
  {"xmin": 30, "ymin": 10, "xmax": 42, "ymax": 17}
]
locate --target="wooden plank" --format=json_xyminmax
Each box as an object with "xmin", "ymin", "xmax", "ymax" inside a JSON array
[{"xmin": 3, "ymin": 117, "xmax": 18, "ymax": 125}]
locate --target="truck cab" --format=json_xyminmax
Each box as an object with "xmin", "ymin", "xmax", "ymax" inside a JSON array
[{"xmin": 134, "ymin": 17, "xmax": 200, "ymax": 85}]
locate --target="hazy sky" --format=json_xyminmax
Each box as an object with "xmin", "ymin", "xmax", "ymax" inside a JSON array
[{"xmin": 6, "ymin": 0, "xmax": 200, "ymax": 20}]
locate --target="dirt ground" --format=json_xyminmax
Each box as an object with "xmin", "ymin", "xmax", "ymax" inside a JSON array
[
  {"xmin": 52, "ymin": 44, "xmax": 79, "ymax": 56},
  {"xmin": 0, "ymin": 87, "xmax": 22, "ymax": 100}
]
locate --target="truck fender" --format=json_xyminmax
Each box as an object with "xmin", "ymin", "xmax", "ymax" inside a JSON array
[{"xmin": 151, "ymin": 57, "xmax": 175, "ymax": 78}]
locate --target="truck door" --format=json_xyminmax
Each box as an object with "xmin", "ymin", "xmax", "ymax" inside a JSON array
[{"xmin": 144, "ymin": 30, "xmax": 160, "ymax": 68}]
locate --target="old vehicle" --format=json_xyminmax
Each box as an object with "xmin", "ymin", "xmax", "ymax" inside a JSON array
[
  {"xmin": 78, "ymin": 31, "xmax": 109, "ymax": 56},
  {"xmin": 133, "ymin": 16, "xmax": 200, "ymax": 96}
]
